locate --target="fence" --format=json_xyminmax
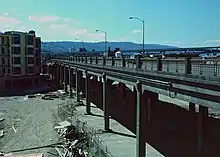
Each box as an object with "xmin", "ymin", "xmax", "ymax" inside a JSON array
[{"xmin": 57, "ymin": 100, "xmax": 114, "ymax": 157}]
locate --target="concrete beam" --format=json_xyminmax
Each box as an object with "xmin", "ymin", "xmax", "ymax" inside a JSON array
[
  {"xmin": 103, "ymin": 73, "xmax": 110, "ymax": 131},
  {"xmin": 136, "ymin": 80, "xmax": 145, "ymax": 157}
]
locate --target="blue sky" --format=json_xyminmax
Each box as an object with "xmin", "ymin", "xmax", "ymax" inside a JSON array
[{"xmin": 0, "ymin": 0, "xmax": 220, "ymax": 47}]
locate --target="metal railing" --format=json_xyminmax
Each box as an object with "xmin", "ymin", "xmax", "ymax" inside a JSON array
[{"xmin": 53, "ymin": 55, "xmax": 220, "ymax": 78}]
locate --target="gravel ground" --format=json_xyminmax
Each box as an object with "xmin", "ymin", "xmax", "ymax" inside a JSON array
[{"xmin": 0, "ymin": 95, "xmax": 70, "ymax": 156}]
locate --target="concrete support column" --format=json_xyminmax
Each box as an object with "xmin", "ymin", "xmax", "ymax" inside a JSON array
[
  {"xmin": 198, "ymin": 105, "xmax": 208, "ymax": 154},
  {"xmin": 56, "ymin": 64, "xmax": 60, "ymax": 83},
  {"xmin": 69, "ymin": 68, "xmax": 73, "ymax": 98},
  {"xmin": 75, "ymin": 68, "xmax": 80, "ymax": 102},
  {"xmin": 189, "ymin": 102, "xmax": 196, "ymax": 112},
  {"xmin": 85, "ymin": 70, "xmax": 91, "ymax": 114},
  {"xmin": 119, "ymin": 83, "xmax": 126, "ymax": 109},
  {"xmin": 60, "ymin": 65, "xmax": 63, "ymax": 88},
  {"xmin": 47, "ymin": 65, "xmax": 50, "ymax": 74},
  {"xmin": 136, "ymin": 80, "xmax": 145, "ymax": 157},
  {"xmin": 103, "ymin": 73, "xmax": 110, "ymax": 131},
  {"xmin": 63, "ymin": 66, "xmax": 68, "ymax": 93}
]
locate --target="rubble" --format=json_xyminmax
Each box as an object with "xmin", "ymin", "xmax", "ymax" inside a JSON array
[
  {"xmin": 24, "ymin": 89, "xmax": 70, "ymax": 101},
  {"xmin": 54, "ymin": 121, "xmax": 89, "ymax": 157},
  {"xmin": 0, "ymin": 118, "xmax": 4, "ymax": 122},
  {"xmin": 0, "ymin": 130, "xmax": 4, "ymax": 138}
]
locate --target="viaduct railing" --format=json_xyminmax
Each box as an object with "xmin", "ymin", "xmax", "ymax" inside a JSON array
[{"xmin": 53, "ymin": 56, "xmax": 220, "ymax": 80}]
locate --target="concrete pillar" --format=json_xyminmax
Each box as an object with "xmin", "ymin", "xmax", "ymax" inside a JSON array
[
  {"xmin": 59, "ymin": 65, "xmax": 63, "ymax": 88},
  {"xmin": 63, "ymin": 66, "xmax": 68, "ymax": 93},
  {"xmin": 85, "ymin": 70, "xmax": 91, "ymax": 114},
  {"xmin": 75, "ymin": 68, "xmax": 80, "ymax": 102},
  {"xmin": 198, "ymin": 105, "xmax": 208, "ymax": 154},
  {"xmin": 47, "ymin": 65, "xmax": 50, "ymax": 74},
  {"xmin": 56, "ymin": 64, "xmax": 60, "ymax": 83},
  {"xmin": 189, "ymin": 102, "xmax": 196, "ymax": 112},
  {"xmin": 69, "ymin": 68, "xmax": 73, "ymax": 98},
  {"xmin": 136, "ymin": 80, "xmax": 145, "ymax": 157},
  {"xmin": 103, "ymin": 73, "xmax": 110, "ymax": 131}
]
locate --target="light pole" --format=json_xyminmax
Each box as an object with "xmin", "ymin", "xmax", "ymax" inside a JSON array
[
  {"xmin": 129, "ymin": 16, "xmax": 145, "ymax": 54},
  {"xmin": 96, "ymin": 29, "xmax": 107, "ymax": 56}
]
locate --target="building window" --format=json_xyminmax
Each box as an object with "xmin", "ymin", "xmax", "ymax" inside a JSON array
[
  {"xmin": 13, "ymin": 67, "xmax": 21, "ymax": 74},
  {"xmin": 1, "ymin": 47, "xmax": 4, "ymax": 54},
  {"xmin": 13, "ymin": 57, "xmax": 21, "ymax": 64},
  {"xmin": 2, "ymin": 58, "xmax": 5, "ymax": 64},
  {"xmin": 12, "ymin": 47, "xmax": 21, "ymax": 54},
  {"xmin": 27, "ymin": 48, "xmax": 34, "ymax": 55},
  {"xmin": 28, "ymin": 67, "xmax": 34, "ymax": 73},
  {"xmin": 12, "ymin": 34, "xmax": 20, "ymax": 45},
  {"xmin": 2, "ymin": 38, "xmax": 4, "ymax": 45},
  {"xmin": 3, "ymin": 68, "xmax": 5, "ymax": 74},
  {"xmin": 27, "ymin": 35, "xmax": 34, "ymax": 45},
  {"xmin": 28, "ymin": 57, "xmax": 34, "ymax": 64}
]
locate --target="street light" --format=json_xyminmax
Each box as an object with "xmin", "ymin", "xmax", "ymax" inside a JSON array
[
  {"xmin": 96, "ymin": 29, "xmax": 107, "ymax": 56},
  {"xmin": 129, "ymin": 16, "xmax": 145, "ymax": 54}
]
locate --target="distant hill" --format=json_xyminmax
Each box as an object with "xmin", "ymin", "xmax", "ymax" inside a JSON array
[{"xmin": 41, "ymin": 41, "xmax": 178, "ymax": 54}]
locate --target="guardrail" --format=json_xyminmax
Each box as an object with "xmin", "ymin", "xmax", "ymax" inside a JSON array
[{"xmin": 52, "ymin": 56, "xmax": 220, "ymax": 78}]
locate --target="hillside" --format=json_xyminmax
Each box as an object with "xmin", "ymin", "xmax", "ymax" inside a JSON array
[{"xmin": 41, "ymin": 41, "xmax": 177, "ymax": 53}]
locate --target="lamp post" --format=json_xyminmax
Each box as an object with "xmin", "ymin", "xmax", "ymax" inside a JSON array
[
  {"xmin": 96, "ymin": 29, "xmax": 107, "ymax": 56},
  {"xmin": 129, "ymin": 16, "xmax": 145, "ymax": 54}
]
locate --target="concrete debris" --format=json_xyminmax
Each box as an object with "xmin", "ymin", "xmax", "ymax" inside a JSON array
[
  {"xmin": 0, "ymin": 130, "xmax": 4, "ymax": 138},
  {"xmin": 25, "ymin": 90, "xmax": 70, "ymax": 101},
  {"xmin": 58, "ymin": 121, "xmax": 71, "ymax": 128},
  {"xmin": 23, "ymin": 96, "xmax": 28, "ymax": 101},
  {"xmin": 12, "ymin": 126, "xmax": 17, "ymax": 133},
  {"xmin": 55, "ymin": 123, "xmax": 89, "ymax": 157},
  {"xmin": 0, "ymin": 118, "xmax": 4, "ymax": 122}
]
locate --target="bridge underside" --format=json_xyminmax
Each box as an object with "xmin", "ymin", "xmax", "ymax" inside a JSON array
[{"xmin": 45, "ymin": 64, "xmax": 220, "ymax": 157}]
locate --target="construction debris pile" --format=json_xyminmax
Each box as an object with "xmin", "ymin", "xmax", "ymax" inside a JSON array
[
  {"xmin": 26, "ymin": 90, "xmax": 71, "ymax": 101},
  {"xmin": 54, "ymin": 120, "xmax": 89, "ymax": 157}
]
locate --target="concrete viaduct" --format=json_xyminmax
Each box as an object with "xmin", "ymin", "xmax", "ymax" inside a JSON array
[{"xmin": 43, "ymin": 53, "xmax": 220, "ymax": 157}]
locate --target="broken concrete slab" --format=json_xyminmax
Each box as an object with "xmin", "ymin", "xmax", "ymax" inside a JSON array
[
  {"xmin": 54, "ymin": 125, "xmax": 65, "ymax": 130},
  {"xmin": 58, "ymin": 120, "xmax": 71, "ymax": 128},
  {"xmin": 0, "ymin": 130, "xmax": 4, "ymax": 138},
  {"xmin": 0, "ymin": 118, "xmax": 4, "ymax": 122}
]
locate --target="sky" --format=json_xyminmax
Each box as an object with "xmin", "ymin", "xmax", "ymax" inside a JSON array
[{"xmin": 0, "ymin": 0, "xmax": 220, "ymax": 47}]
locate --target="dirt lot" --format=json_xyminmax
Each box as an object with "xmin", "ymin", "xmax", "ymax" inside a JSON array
[{"xmin": 0, "ymin": 95, "xmax": 70, "ymax": 156}]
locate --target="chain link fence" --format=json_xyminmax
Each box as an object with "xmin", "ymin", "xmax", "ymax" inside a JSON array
[{"xmin": 56, "ymin": 100, "xmax": 114, "ymax": 157}]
